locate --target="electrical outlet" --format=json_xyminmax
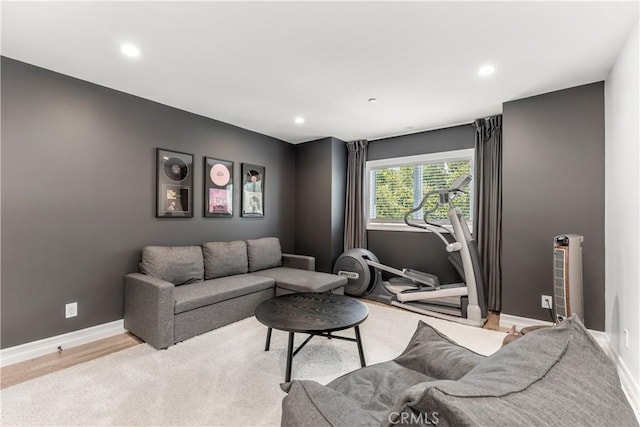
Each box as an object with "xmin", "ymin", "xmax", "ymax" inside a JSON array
[
  {"xmin": 624, "ymin": 329, "xmax": 629, "ymax": 349},
  {"xmin": 65, "ymin": 302, "xmax": 78, "ymax": 318},
  {"xmin": 541, "ymin": 295, "xmax": 553, "ymax": 309}
]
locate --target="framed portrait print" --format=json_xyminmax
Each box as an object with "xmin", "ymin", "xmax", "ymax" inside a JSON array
[
  {"xmin": 156, "ymin": 148, "xmax": 194, "ymax": 218},
  {"xmin": 204, "ymin": 157, "xmax": 233, "ymax": 217},
  {"xmin": 241, "ymin": 163, "xmax": 265, "ymax": 218}
]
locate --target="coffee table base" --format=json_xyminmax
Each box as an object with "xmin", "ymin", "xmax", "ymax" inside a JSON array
[{"xmin": 264, "ymin": 326, "xmax": 366, "ymax": 382}]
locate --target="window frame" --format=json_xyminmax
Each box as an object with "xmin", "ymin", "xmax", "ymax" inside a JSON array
[{"xmin": 365, "ymin": 148, "xmax": 475, "ymax": 233}]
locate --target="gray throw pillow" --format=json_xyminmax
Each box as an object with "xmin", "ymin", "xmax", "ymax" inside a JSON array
[
  {"xmin": 202, "ymin": 240, "xmax": 248, "ymax": 279},
  {"xmin": 246, "ymin": 237, "xmax": 282, "ymax": 272},
  {"xmin": 394, "ymin": 321, "xmax": 485, "ymax": 380},
  {"xmin": 140, "ymin": 246, "xmax": 204, "ymax": 285}
]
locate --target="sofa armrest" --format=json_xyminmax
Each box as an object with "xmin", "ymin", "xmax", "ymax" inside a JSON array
[
  {"xmin": 124, "ymin": 273, "xmax": 175, "ymax": 349},
  {"xmin": 282, "ymin": 254, "xmax": 315, "ymax": 271},
  {"xmin": 281, "ymin": 380, "xmax": 379, "ymax": 427}
]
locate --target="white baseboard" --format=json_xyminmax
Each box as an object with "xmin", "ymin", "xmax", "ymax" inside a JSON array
[
  {"xmin": 0, "ymin": 320, "xmax": 125, "ymax": 368},
  {"xmin": 499, "ymin": 313, "xmax": 554, "ymax": 330},
  {"xmin": 598, "ymin": 333, "xmax": 640, "ymax": 418},
  {"xmin": 500, "ymin": 313, "xmax": 639, "ymax": 417}
]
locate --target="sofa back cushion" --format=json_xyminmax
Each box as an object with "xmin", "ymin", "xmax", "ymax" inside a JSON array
[
  {"xmin": 140, "ymin": 246, "xmax": 204, "ymax": 285},
  {"xmin": 246, "ymin": 237, "xmax": 282, "ymax": 272},
  {"xmin": 202, "ymin": 240, "xmax": 248, "ymax": 279}
]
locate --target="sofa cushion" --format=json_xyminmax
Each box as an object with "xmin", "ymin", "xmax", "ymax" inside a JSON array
[
  {"xmin": 203, "ymin": 240, "xmax": 248, "ymax": 279},
  {"xmin": 389, "ymin": 316, "xmax": 638, "ymax": 427},
  {"xmin": 174, "ymin": 274, "xmax": 275, "ymax": 314},
  {"xmin": 140, "ymin": 246, "xmax": 204, "ymax": 285},
  {"xmin": 253, "ymin": 267, "xmax": 347, "ymax": 293},
  {"xmin": 246, "ymin": 237, "xmax": 282, "ymax": 272},
  {"xmin": 394, "ymin": 321, "xmax": 485, "ymax": 380}
]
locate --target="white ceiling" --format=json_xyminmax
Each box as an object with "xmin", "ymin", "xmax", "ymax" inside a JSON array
[{"xmin": 1, "ymin": 1, "xmax": 638, "ymax": 144}]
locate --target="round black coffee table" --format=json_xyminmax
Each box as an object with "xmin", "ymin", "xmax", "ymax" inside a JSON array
[{"xmin": 255, "ymin": 292, "xmax": 369, "ymax": 382}]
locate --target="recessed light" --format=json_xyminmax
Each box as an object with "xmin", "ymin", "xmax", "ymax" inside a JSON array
[
  {"xmin": 294, "ymin": 117, "xmax": 305, "ymax": 124},
  {"xmin": 120, "ymin": 43, "xmax": 141, "ymax": 58},
  {"xmin": 478, "ymin": 64, "xmax": 495, "ymax": 77},
  {"xmin": 368, "ymin": 98, "xmax": 377, "ymax": 103}
]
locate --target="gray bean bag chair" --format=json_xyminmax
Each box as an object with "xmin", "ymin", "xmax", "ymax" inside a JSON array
[{"xmin": 281, "ymin": 315, "xmax": 638, "ymax": 427}]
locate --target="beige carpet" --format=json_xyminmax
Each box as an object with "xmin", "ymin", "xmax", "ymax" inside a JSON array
[{"xmin": 0, "ymin": 303, "xmax": 505, "ymax": 426}]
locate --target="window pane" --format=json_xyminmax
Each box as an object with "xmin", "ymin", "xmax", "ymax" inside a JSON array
[
  {"xmin": 371, "ymin": 166, "xmax": 414, "ymax": 221},
  {"xmin": 369, "ymin": 155, "xmax": 472, "ymax": 226},
  {"xmin": 421, "ymin": 160, "xmax": 471, "ymax": 223}
]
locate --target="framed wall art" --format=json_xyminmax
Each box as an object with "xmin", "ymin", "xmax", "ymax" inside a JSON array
[
  {"xmin": 241, "ymin": 163, "xmax": 265, "ymax": 218},
  {"xmin": 204, "ymin": 157, "xmax": 233, "ymax": 217},
  {"xmin": 156, "ymin": 148, "xmax": 194, "ymax": 218}
]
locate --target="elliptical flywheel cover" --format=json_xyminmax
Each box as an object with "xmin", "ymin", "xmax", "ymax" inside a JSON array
[{"xmin": 333, "ymin": 249, "xmax": 378, "ymax": 296}]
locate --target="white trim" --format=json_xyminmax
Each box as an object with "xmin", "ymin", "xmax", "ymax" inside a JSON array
[
  {"xmin": 368, "ymin": 222, "xmax": 448, "ymax": 233},
  {"xmin": 0, "ymin": 320, "xmax": 125, "ymax": 367},
  {"xmin": 499, "ymin": 313, "xmax": 554, "ymax": 330},
  {"xmin": 365, "ymin": 148, "xmax": 475, "ymax": 232},
  {"xmin": 367, "ymin": 222, "xmax": 475, "ymax": 234},
  {"xmin": 500, "ymin": 313, "xmax": 640, "ymax": 418},
  {"xmin": 600, "ymin": 333, "xmax": 640, "ymax": 419}
]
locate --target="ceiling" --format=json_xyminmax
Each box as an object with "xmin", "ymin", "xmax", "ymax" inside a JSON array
[{"xmin": 1, "ymin": 2, "xmax": 638, "ymax": 144}]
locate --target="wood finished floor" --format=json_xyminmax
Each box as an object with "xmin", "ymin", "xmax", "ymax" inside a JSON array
[
  {"xmin": 1, "ymin": 333, "xmax": 142, "ymax": 389},
  {"xmin": 1, "ymin": 308, "xmax": 506, "ymax": 389}
]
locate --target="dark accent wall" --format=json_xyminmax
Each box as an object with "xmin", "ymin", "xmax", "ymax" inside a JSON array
[
  {"xmin": 368, "ymin": 126, "xmax": 475, "ymax": 162},
  {"xmin": 367, "ymin": 125, "xmax": 475, "ymax": 283},
  {"xmin": 503, "ymin": 82, "xmax": 605, "ymax": 330},
  {"xmin": 1, "ymin": 57, "xmax": 296, "ymax": 348},
  {"xmin": 294, "ymin": 137, "xmax": 346, "ymax": 273},
  {"xmin": 331, "ymin": 139, "xmax": 347, "ymax": 265}
]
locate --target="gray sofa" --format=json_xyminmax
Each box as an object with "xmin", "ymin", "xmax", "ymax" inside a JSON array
[
  {"xmin": 124, "ymin": 237, "xmax": 347, "ymax": 349},
  {"xmin": 282, "ymin": 316, "xmax": 638, "ymax": 427}
]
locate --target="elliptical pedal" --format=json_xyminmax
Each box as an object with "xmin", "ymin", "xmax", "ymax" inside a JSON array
[{"xmin": 402, "ymin": 269, "xmax": 440, "ymax": 287}]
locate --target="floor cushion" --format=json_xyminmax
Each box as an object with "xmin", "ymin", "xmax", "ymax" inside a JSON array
[
  {"xmin": 394, "ymin": 320, "xmax": 485, "ymax": 380},
  {"xmin": 387, "ymin": 316, "xmax": 638, "ymax": 427}
]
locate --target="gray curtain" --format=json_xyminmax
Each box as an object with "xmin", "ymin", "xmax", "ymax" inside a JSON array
[
  {"xmin": 344, "ymin": 140, "xmax": 368, "ymax": 250},
  {"xmin": 473, "ymin": 116, "xmax": 502, "ymax": 312}
]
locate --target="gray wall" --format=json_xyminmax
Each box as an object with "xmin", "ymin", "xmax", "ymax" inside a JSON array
[
  {"xmin": 294, "ymin": 138, "xmax": 332, "ymax": 271},
  {"xmin": 330, "ymin": 138, "xmax": 347, "ymax": 266},
  {"xmin": 367, "ymin": 125, "xmax": 475, "ymax": 283},
  {"xmin": 502, "ymin": 82, "xmax": 605, "ymax": 330},
  {"xmin": 1, "ymin": 57, "xmax": 296, "ymax": 348},
  {"xmin": 294, "ymin": 137, "xmax": 346, "ymax": 273}
]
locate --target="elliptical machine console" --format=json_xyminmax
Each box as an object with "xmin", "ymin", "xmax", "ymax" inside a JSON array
[{"xmin": 333, "ymin": 174, "xmax": 488, "ymax": 327}]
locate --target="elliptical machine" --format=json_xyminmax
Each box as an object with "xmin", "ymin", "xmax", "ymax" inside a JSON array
[{"xmin": 333, "ymin": 174, "xmax": 488, "ymax": 327}]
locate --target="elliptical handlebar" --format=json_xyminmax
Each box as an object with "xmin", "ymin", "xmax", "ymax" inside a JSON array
[
  {"xmin": 448, "ymin": 174, "xmax": 472, "ymax": 192},
  {"xmin": 403, "ymin": 174, "xmax": 472, "ymax": 239},
  {"xmin": 404, "ymin": 189, "xmax": 442, "ymax": 230}
]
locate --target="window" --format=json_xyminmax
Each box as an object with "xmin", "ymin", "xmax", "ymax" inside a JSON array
[{"xmin": 366, "ymin": 149, "xmax": 474, "ymax": 231}]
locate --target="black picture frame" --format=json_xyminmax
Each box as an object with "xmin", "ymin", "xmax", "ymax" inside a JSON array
[
  {"xmin": 241, "ymin": 163, "xmax": 265, "ymax": 218},
  {"xmin": 156, "ymin": 148, "xmax": 194, "ymax": 218},
  {"xmin": 204, "ymin": 157, "xmax": 233, "ymax": 218}
]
